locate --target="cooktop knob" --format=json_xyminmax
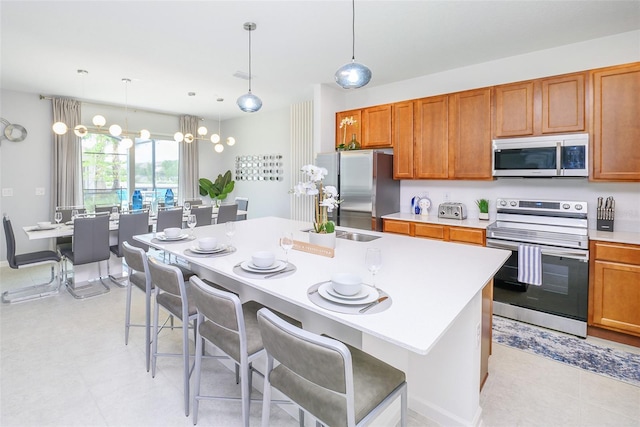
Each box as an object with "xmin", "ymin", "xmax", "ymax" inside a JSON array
[
  {"xmin": 575, "ymin": 204, "xmax": 583, "ymax": 210},
  {"xmin": 562, "ymin": 203, "xmax": 570, "ymax": 209},
  {"xmin": 510, "ymin": 201, "xmax": 517, "ymax": 207},
  {"xmin": 499, "ymin": 200, "xmax": 507, "ymax": 206}
]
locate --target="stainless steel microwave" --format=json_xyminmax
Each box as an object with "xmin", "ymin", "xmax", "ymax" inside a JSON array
[{"xmin": 492, "ymin": 133, "xmax": 589, "ymax": 178}]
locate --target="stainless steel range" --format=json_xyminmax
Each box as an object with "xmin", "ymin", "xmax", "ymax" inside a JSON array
[{"xmin": 486, "ymin": 198, "xmax": 589, "ymax": 337}]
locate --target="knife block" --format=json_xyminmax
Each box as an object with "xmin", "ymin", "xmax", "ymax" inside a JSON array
[{"xmin": 597, "ymin": 219, "xmax": 614, "ymax": 232}]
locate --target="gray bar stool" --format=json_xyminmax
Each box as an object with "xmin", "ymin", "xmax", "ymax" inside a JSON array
[{"xmin": 109, "ymin": 210, "xmax": 150, "ymax": 285}]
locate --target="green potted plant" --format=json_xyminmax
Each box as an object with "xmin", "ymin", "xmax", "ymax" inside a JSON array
[
  {"xmin": 199, "ymin": 170, "xmax": 235, "ymax": 206},
  {"xmin": 475, "ymin": 198, "xmax": 490, "ymax": 220}
]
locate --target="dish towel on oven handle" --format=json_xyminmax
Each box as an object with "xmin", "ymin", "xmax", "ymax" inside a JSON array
[{"xmin": 518, "ymin": 244, "xmax": 542, "ymax": 286}]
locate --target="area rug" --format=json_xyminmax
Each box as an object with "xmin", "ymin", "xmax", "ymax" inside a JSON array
[{"xmin": 492, "ymin": 315, "xmax": 640, "ymax": 387}]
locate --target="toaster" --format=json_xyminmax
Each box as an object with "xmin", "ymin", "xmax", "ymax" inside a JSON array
[{"xmin": 438, "ymin": 202, "xmax": 467, "ymax": 220}]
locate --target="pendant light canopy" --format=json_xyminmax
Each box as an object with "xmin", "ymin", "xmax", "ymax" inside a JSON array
[
  {"xmin": 237, "ymin": 22, "xmax": 262, "ymax": 113},
  {"xmin": 335, "ymin": 0, "xmax": 371, "ymax": 89}
]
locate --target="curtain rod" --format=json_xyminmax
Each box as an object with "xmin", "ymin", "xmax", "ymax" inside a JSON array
[{"xmin": 38, "ymin": 94, "xmax": 203, "ymax": 121}]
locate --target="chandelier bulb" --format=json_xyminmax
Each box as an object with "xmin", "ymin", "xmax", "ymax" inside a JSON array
[
  {"xmin": 109, "ymin": 124, "xmax": 122, "ymax": 137},
  {"xmin": 197, "ymin": 126, "xmax": 208, "ymax": 136},
  {"xmin": 174, "ymin": 132, "xmax": 184, "ymax": 143},
  {"xmin": 226, "ymin": 137, "xmax": 236, "ymax": 146},
  {"xmin": 140, "ymin": 129, "xmax": 151, "ymax": 140},
  {"xmin": 52, "ymin": 122, "xmax": 68, "ymax": 135},
  {"xmin": 210, "ymin": 133, "xmax": 221, "ymax": 144},
  {"xmin": 92, "ymin": 115, "xmax": 106, "ymax": 127},
  {"xmin": 121, "ymin": 137, "xmax": 133, "ymax": 149},
  {"xmin": 214, "ymin": 143, "xmax": 224, "ymax": 153},
  {"xmin": 184, "ymin": 133, "xmax": 195, "ymax": 144},
  {"xmin": 73, "ymin": 125, "xmax": 88, "ymax": 137}
]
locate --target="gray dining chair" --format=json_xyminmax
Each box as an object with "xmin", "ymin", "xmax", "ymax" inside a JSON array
[
  {"xmin": 121, "ymin": 241, "xmax": 154, "ymax": 372},
  {"xmin": 2, "ymin": 214, "xmax": 62, "ymax": 303},
  {"xmin": 191, "ymin": 205, "xmax": 213, "ymax": 227},
  {"xmin": 190, "ymin": 276, "xmax": 302, "ymax": 427},
  {"xmin": 257, "ymin": 307, "xmax": 408, "ymax": 427},
  {"xmin": 60, "ymin": 213, "xmax": 111, "ymax": 299},
  {"xmin": 183, "ymin": 199, "xmax": 203, "ymax": 207},
  {"xmin": 234, "ymin": 197, "xmax": 249, "ymax": 220},
  {"xmin": 156, "ymin": 207, "xmax": 183, "ymax": 232},
  {"xmin": 148, "ymin": 258, "xmax": 199, "ymax": 417},
  {"xmin": 55, "ymin": 206, "xmax": 87, "ymax": 251},
  {"xmin": 216, "ymin": 204, "xmax": 238, "ymax": 224},
  {"xmin": 109, "ymin": 210, "xmax": 150, "ymax": 285},
  {"xmin": 95, "ymin": 204, "xmax": 119, "ymax": 214}
]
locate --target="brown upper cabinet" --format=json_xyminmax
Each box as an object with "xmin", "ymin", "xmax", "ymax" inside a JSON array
[
  {"xmin": 494, "ymin": 72, "xmax": 586, "ymax": 138},
  {"xmin": 335, "ymin": 106, "xmax": 392, "ymax": 150},
  {"xmin": 591, "ymin": 63, "xmax": 640, "ymax": 181},
  {"xmin": 392, "ymin": 101, "xmax": 415, "ymax": 179}
]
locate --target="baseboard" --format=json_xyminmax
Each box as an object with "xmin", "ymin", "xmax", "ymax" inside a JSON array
[{"xmin": 588, "ymin": 326, "xmax": 640, "ymax": 348}]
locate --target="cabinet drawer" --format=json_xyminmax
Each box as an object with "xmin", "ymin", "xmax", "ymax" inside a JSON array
[
  {"xmin": 415, "ymin": 223, "xmax": 445, "ymax": 240},
  {"xmin": 383, "ymin": 219, "xmax": 412, "ymax": 236},
  {"xmin": 449, "ymin": 227, "xmax": 485, "ymax": 246},
  {"xmin": 594, "ymin": 242, "xmax": 640, "ymax": 265}
]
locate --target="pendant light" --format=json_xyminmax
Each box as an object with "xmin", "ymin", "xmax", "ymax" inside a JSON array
[
  {"xmin": 334, "ymin": 0, "xmax": 372, "ymax": 89},
  {"xmin": 237, "ymin": 22, "xmax": 262, "ymax": 113}
]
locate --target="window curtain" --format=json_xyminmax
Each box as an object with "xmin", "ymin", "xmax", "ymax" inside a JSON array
[
  {"xmin": 178, "ymin": 115, "xmax": 199, "ymax": 203},
  {"xmin": 50, "ymin": 97, "xmax": 82, "ymax": 215}
]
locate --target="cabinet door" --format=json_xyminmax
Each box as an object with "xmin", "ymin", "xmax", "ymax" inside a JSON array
[
  {"xmin": 336, "ymin": 109, "xmax": 362, "ymax": 149},
  {"xmin": 414, "ymin": 96, "xmax": 449, "ymax": 179},
  {"xmin": 414, "ymin": 223, "xmax": 445, "ymax": 240},
  {"xmin": 541, "ymin": 73, "xmax": 585, "ymax": 134},
  {"xmin": 592, "ymin": 260, "xmax": 640, "ymax": 336},
  {"xmin": 592, "ymin": 63, "xmax": 640, "ymax": 181},
  {"xmin": 494, "ymin": 81, "xmax": 534, "ymax": 137},
  {"xmin": 383, "ymin": 219, "xmax": 412, "ymax": 236},
  {"xmin": 362, "ymin": 104, "xmax": 392, "ymax": 148},
  {"xmin": 449, "ymin": 88, "xmax": 493, "ymax": 180},
  {"xmin": 393, "ymin": 101, "xmax": 414, "ymax": 179},
  {"xmin": 449, "ymin": 227, "xmax": 485, "ymax": 246}
]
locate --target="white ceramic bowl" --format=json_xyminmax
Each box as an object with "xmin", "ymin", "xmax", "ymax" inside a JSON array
[
  {"xmin": 164, "ymin": 227, "xmax": 181, "ymax": 238},
  {"xmin": 331, "ymin": 273, "xmax": 362, "ymax": 296},
  {"xmin": 252, "ymin": 251, "xmax": 276, "ymax": 268},
  {"xmin": 198, "ymin": 237, "xmax": 218, "ymax": 251},
  {"xmin": 37, "ymin": 221, "xmax": 52, "ymax": 228}
]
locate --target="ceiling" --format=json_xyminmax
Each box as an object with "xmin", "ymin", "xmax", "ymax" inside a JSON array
[{"xmin": 2, "ymin": 1, "xmax": 639, "ymax": 121}]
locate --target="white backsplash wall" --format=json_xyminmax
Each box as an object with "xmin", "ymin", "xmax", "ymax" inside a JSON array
[{"xmin": 400, "ymin": 179, "xmax": 640, "ymax": 233}]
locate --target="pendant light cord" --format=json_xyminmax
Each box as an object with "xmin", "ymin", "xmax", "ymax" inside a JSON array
[
  {"xmin": 248, "ymin": 27, "xmax": 253, "ymax": 93},
  {"xmin": 351, "ymin": 0, "xmax": 356, "ymax": 61}
]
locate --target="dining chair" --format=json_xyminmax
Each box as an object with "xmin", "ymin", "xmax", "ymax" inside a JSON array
[
  {"xmin": 59, "ymin": 212, "xmax": 111, "ymax": 299},
  {"xmin": 191, "ymin": 205, "xmax": 213, "ymax": 227},
  {"xmin": 148, "ymin": 258, "xmax": 200, "ymax": 417},
  {"xmin": 109, "ymin": 210, "xmax": 150, "ymax": 285},
  {"xmin": 95, "ymin": 204, "xmax": 119, "ymax": 214},
  {"xmin": 189, "ymin": 276, "xmax": 302, "ymax": 427},
  {"xmin": 216, "ymin": 203, "xmax": 238, "ymax": 224},
  {"xmin": 156, "ymin": 207, "xmax": 183, "ymax": 232},
  {"xmin": 121, "ymin": 241, "xmax": 154, "ymax": 372},
  {"xmin": 184, "ymin": 199, "xmax": 203, "ymax": 207},
  {"xmin": 257, "ymin": 307, "xmax": 408, "ymax": 427},
  {"xmin": 234, "ymin": 197, "xmax": 249, "ymax": 221},
  {"xmin": 55, "ymin": 206, "xmax": 87, "ymax": 251},
  {"xmin": 2, "ymin": 214, "xmax": 62, "ymax": 303}
]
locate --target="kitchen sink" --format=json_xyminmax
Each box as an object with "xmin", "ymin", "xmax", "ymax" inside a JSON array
[{"xmin": 335, "ymin": 230, "xmax": 381, "ymax": 242}]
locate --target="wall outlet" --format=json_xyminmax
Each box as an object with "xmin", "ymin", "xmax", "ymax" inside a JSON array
[
  {"xmin": 35, "ymin": 187, "xmax": 45, "ymax": 196},
  {"xmin": 2, "ymin": 188, "xmax": 13, "ymax": 197},
  {"xmin": 443, "ymin": 192, "xmax": 450, "ymax": 201}
]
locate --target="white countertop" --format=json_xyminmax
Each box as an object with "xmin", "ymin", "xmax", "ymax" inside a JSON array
[
  {"xmin": 588, "ymin": 229, "xmax": 640, "ymax": 246},
  {"xmin": 382, "ymin": 212, "xmax": 493, "ymax": 230},
  {"xmin": 135, "ymin": 216, "xmax": 510, "ymax": 355}
]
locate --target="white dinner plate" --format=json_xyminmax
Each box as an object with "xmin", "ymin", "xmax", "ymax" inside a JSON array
[
  {"xmin": 157, "ymin": 233, "xmax": 189, "ymax": 241},
  {"xmin": 190, "ymin": 245, "xmax": 226, "ymax": 254},
  {"xmin": 65, "ymin": 221, "xmax": 74, "ymax": 226},
  {"xmin": 36, "ymin": 224, "xmax": 56, "ymax": 230},
  {"xmin": 318, "ymin": 282, "xmax": 379, "ymax": 305},
  {"xmin": 325, "ymin": 284, "xmax": 370, "ymax": 300},
  {"xmin": 240, "ymin": 260, "xmax": 287, "ymax": 273}
]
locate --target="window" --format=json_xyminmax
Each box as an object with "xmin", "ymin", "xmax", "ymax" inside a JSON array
[
  {"xmin": 81, "ymin": 134, "xmax": 128, "ymax": 208},
  {"xmin": 81, "ymin": 134, "xmax": 179, "ymax": 209}
]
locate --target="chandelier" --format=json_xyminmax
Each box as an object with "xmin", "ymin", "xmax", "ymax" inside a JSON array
[{"xmin": 173, "ymin": 97, "xmax": 236, "ymax": 153}]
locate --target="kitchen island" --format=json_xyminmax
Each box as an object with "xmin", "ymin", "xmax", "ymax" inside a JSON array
[{"xmin": 135, "ymin": 217, "xmax": 509, "ymax": 426}]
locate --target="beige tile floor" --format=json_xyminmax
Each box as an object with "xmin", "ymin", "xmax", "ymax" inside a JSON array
[{"xmin": 1, "ymin": 265, "xmax": 639, "ymax": 427}]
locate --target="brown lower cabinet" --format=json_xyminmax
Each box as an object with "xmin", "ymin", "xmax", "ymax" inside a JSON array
[
  {"xmin": 383, "ymin": 218, "xmax": 491, "ymax": 388},
  {"xmin": 589, "ymin": 240, "xmax": 640, "ymax": 341}
]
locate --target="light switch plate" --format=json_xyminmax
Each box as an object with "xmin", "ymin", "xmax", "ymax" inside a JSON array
[
  {"xmin": 2, "ymin": 188, "xmax": 13, "ymax": 197},
  {"xmin": 35, "ymin": 187, "xmax": 46, "ymax": 196}
]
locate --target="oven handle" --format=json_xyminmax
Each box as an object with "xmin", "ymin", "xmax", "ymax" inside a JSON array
[{"xmin": 486, "ymin": 239, "xmax": 589, "ymax": 261}]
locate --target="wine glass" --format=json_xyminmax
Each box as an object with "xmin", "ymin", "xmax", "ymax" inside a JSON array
[
  {"xmin": 280, "ymin": 232, "xmax": 294, "ymax": 263},
  {"xmin": 365, "ymin": 248, "xmax": 382, "ymax": 289},
  {"xmin": 225, "ymin": 221, "xmax": 236, "ymax": 247},
  {"xmin": 187, "ymin": 214, "xmax": 197, "ymax": 236},
  {"xmin": 71, "ymin": 209, "xmax": 79, "ymax": 222},
  {"xmin": 54, "ymin": 211, "xmax": 63, "ymax": 228}
]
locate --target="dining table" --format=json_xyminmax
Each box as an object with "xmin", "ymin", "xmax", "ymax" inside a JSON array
[{"xmin": 134, "ymin": 216, "xmax": 509, "ymax": 426}]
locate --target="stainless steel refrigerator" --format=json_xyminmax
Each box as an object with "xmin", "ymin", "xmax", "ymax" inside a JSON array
[{"xmin": 315, "ymin": 150, "xmax": 399, "ymax": 231}]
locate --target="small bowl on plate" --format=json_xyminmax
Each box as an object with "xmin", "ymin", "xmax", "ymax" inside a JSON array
[
  {"xmin": 252, "ymin": 251, "xmax": 276, "ymax": 268},
  {"xmin": 198, "ymin": 237, "xmax": 218, "ymax": 251},
  {"xmin": 331, "ymin": 273, "xmax": 362, "ymax": 296},
  {"xmin": 164, "ymin": 227, "xmax": 181, "ymax": 238},
  {"xmin": 37, "ymin": 221, "xmax": 52, "ymax": 229}
]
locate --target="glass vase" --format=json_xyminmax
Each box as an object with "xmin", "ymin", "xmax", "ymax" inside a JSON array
[{"xmin": 347, "ymin": 133, "xmax": 360, "ymax": 150}]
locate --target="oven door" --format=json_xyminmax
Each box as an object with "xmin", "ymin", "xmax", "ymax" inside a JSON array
[{"xmin": 486, "ymin": 238, "xmax": 589, "ymax": 321}]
